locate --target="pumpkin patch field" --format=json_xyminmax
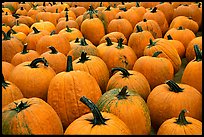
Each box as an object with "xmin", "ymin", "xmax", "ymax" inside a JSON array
[{"xmin": 2, "ymin": 2, "xmax": 202, "ymax": 135}]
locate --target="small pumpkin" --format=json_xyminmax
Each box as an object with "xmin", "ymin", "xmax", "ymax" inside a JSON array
[
  {"xmin": 30, "ymin": 20, "xmax": 56, "ymax": 33},
  {"xmin": 15, "ymin": 6, "xmax": 28, "ymax": 16},
  {"xmin": 2, "ymin": 12, "xmax": 16, "ymax": 27},
  {"xmin": 2, "ymin": 97, "xmax": 63, "ymax": 135},
  {"xmin": 12, "ymin": 20, "xmax": 31, "ymax": 35},
  {"xmin": 157, "ymin": 109, "xmax": 202, "ymax": 135},
  {"xmin": 64, "ymin": 96, "xmax": 131, "ymax": 135}
]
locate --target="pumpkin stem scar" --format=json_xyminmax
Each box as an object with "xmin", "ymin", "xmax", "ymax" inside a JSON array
[
  {"xmin": 174, "ymin": 109, "xmax": 192, "ymax": 125},
  {"xmin": 165, "ymin": 80, "xmax": 184, "ymax": 92}
]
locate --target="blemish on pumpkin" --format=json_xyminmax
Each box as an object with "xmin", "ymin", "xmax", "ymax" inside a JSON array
[{"xmin": 120, "ymin": 55, "xmax": 128, "ymax": 67}]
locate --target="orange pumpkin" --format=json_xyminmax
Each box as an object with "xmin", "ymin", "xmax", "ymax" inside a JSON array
[
  {"xmin": 181, "ymin": 45, "xmax": 202, "ymax": 94},
  {"xmin": 30, "ymin": 20, "xmax": 56, "ymax": 33},
  {"xmin": 147, "ymin": 80, "xmax": 202, "ymax": 130},
  {"xmin": 69, "ymin": 5, "xmax": 87, "ymax": 17},
  {"xmin": 64, "ymin": 96, "xmax": 131, "ymax": 135},
  {"xmin": 2, "ymin": 12, "xmax": 16, "ymax": 27},
  {"xmin": 15, "ymin": 6, "xmax": 28, "ymax": 16},
  {"xmin": 47, "ymin": 56, "xmax": 102, "ymax": 129},
  {"xmin": 12, "ymin": 20, "xmax": 31, "ymax": 35},
  {"xmin": 99, "ymin": 31, "xmax": 127, "ymax": 44},
  {"xmin": 157, "ymin": 109, "xmax": 202, "ymax": 135},
  {"xmin": 9, "ymin": 58, "xmax": 56, "ymax": 101},
  {"xmin": 2, "ymin": 74, "xmax": 23, "ymax": 107},
  {"xmin": 97, "ymin": 86, "xmax": 151, "ymax": 134},
  {"xmin": 2, "ymin": 61, "xmax": 15, "ymax": 81},
  {"xmin": 2, "ymin": 97, "xmax": 63, "ymax": 135},
  {"xmin": 10, "ymin": 29, "xmax": 27, "ymax": 43}
]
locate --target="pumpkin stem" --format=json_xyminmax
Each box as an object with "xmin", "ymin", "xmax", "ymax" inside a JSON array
[
  {"xmin": 48, "ymin": 46, "xmax": 58, "ymax": 54},
  {"xmin": 177, "ymin": 26, "xmax": 184, "ymax": 30},
  {"xmin": 143, "ymin": 18, "xmax": 147, "ymax": 22},
  {"xmin": 12, "ymin": 13, "xmax": 20, "ymax": 19},
  {"xmin": 105, "ymin": 5, "xmax": 111, "ymax": 11},
  {"xmin": 66, "ymin": 56, "xmax": 73, "ymax": 72},
  {"xmin": 20, "ymin": 7, "xmax": 24, "ymax": 10},
  {"xmin": 148, "ymin": 38, "xmax": 156, "ymax": 48},
  {"xmin": 136, "ymin": 25, "xmax": 143, "ymax": 32},
  {"xmin": 77, "ymin": 51, "xmax": 90, "ymax": 63},
  {"xmin": 116, "ymin": 38, "xmax": 124, "ymax": 49},
  {"xmin": 105, "ymin": 37, "xmax": 113, "ymax": 46},
  {"xmin": 80, "ymin": 96, "xmax": 108, "ymax": 126},
  {"xmin": 165, "ymin": 80, "xmax": 184, "ymax": 93},
  {"xmin": 167, "ymin": 34, "xmax": 173, "ymax": 40},
  {"xmin": 12, "ymin": 101, "xmax": 30, "ymax": 113},
  {"xmin": 28, "ymin": 58, "xmax": 48, "ymax": 68},
  {"xmin": 80, "ymin": 38, "xmax": 88, "ymax": 46},
  {"xmin": 65, "ymin": 25, "xmax": 72, "ymax": 32},
  {"xmin": 65, "ymin": 11, "xmax": 69, "ymax": 21},
  {"xmin": 50, "ymin": 30, "xmax": 56, "ymax": 35},
  {"xmin": 111, "ymin": 67, "xmax": 133, "ymax": 78},
  {"xmin": 174, "ymin": 109, "xmax": 192, "ymax": 125},
  {"xmin": 198, "ymin": 2, "xmax": 201, "ymax": 8},
  {"xmin": 152, "ymin": 51, "xmax": 162, "ymax": 57},
  {"xmin": 2, "ymin": 30, "xmax": 11, "ymax": 40},
  {"xmin": 56, "ymin": 8, "xmax": 58, "ymax": 13},
  {"xmin": 32, "ymin": 27, "xmax": 40, "ymax": 34},
  {"xmin": 2, "ymin": 74, "xmax": 10, "ymax": 89},
  {"xmin": 64, "ymin": 7, "xmax": 68, "ymax": 11},
  {"xmin": 119, "ymin": 7, "xmax": 127, "ymax": 11},
  {"xmin": 151, "ymin": 7, "xmax": 157, "ymax": 13},
  {"xmin": 16, "ymin": 19, "xmax": 20, "ymax": 26},
  {"xmin": 10, "ymin": 28, "xmax": 17, "ymax": 34},
  {"xmin": 21, "ymin": 43, "xmax": 29, "ymax": 54},
  {"xmin": 136, "ymin": 2, "xmax": 140, "ymax": 7},
  {"xmin": 74, "ymin": 37, "xmax": 80, "ymax": 43},
  {"xmin": 116, "ymin": 86, "xmax": 130, "ymax": 100},
  {"xmin": 194, "ymin": 45, "xmax": 202, "ymax": 62}
]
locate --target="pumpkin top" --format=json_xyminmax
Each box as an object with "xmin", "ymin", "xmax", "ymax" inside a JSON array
[
  {"xmin": 105, "ymin": 37, "xmax": 113, "ymax": 46},
  {"xmin": 76, "ymin": 51, "xmax": 90, "ymax": 63},
  {"xmin": 20, "ymin": 43, "xmax": 29, "ymax": 54},
  {"xmin": 11, "ymin": 101, "xmax": 30, "ymax": 113},
  {"xmin": 165, "ymin": 80, "xmax": 184, "ymax": 93},
  {"xmin": 174, "ymin": 109, "xmax": 192, "ymax": 125},
  {"xmin": 116, "ymin": 38, "xmax": 124, "ymax": 49},
  {"xmin": 116, "ymin": 86, "xmax": 130, "ymax": 100},
  {"xmin": 48, "ymin": 46, "xmax": 58, "ymax": 54},
  {"xmin": 152, "ymin": 51, "xmax": 162, "ymax": 57},
  {"xmin": 2, "ymin": 30, "xmax": 12, "ymax": 40},
  {"xmin": 111, "ymin": 67, "xmax": 133, "ymax": 78},
  {"xmin": 27, "ymin": 57, "xmax": 48, "ymax": 68}
]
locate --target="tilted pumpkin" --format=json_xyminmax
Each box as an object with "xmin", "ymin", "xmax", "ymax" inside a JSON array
[{"xmin": 64, "ymin": 96, "xmax": 131, "ymax": 135}]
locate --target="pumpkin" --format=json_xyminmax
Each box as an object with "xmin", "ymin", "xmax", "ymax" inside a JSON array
[
  {"xmin": 99, "ymin": 38, "xmax": 137, "ymax": 73},
  {"xmin": 18, "ymin": 2, "xmax": 32, "ymax": 11},
  {"xmin": 67, "ymin": 37, "xmax": 99, "ymax": 61},
  {"xmin": 97, "ymin": 86, "xmax": 151, "ymax": 134},
  {"xmin": 139, "ymin": 2, "xmax": 160, "ymax": 8},
  {"xmin": 164, "ymin": 26, "xmax": 196, "ymax": 49},
  {"xmin": 23, "ymin": 27, "xmax": 49, "ymax": 50},
  {"xmin": 47, "ymin": 56, "xmax": 102, "ymax": 129},
  {"xmin": 30, "ymin": 20, "xmax": 56, "ymax": 33},
  {"xmin": 12, "ymin": 20, "xmax": 31, "ymax": 35},
  {"xmin": 2, "ymin": 97, "xmax": 63, "ymax": 135},
  {"xmin": 73, "ymin": 51, "xmax": 109, "ymax": 93},
  {"xmin": 129, "ymin": 2, "xmax": 146, "ymax": 22},
  {"xmin": 99, "ymin": 31, "xmax": 127, "ymax": 44},
  {"xmin": 107, "ymin": 16, "xmax": 133, "ymax": 40},
  {"xmin": 2, "ymin": 12, "xmax": 16, "ymax": 27},
  {"xmin": 2, "ymin": 61, "xmax": 15, "ymax": 81},
  {"xmin": 169, "ymin": 16, "xmax": 199, "ymax": 34},
  {"xmin": 64, "ymin": 96, "xmax": 131, "ymax": 135},
  {"xmin": 144, "ymin": 38, "xmax": 181, "ymax": 73},
  {"xmin": 27, "ymin": 4, "xmax": 41, "ymax": 22},
  {"xmin": 58, "ymin": 26, "xmax": 83, "ymax": 42},
  {"xmin": 2, "ymin": 7, "xmax": 12, "ymax": 14},
  {"xmin": 40, "ymin": 46, "xmax": 67, "ymax": 74},
  {"xmin": 14, "ymin": 15, "xmax": 34, "ymax": 27},
  {"xmin": 107, "ymin": 67, "xmax": 150, "ymax": 100},
  {"xmin": 69, "ymin": 5, "xmax": 87, "ymax": 17},
  {"xmin": 143, "ymin": 7, "xmax": 169, "ymax": 36},
  {"xmin": 3, "ymin": 2, "xmax": 19, "ymax": 14},
  {"xmin": 11, "ymin": 43, "xmax": 40, "ymax": 66},
  {"xmin": 135, "ymin": 19, "xmax": 162, "ymax": 38},
  {"xmin": 2, "ymin": 23, "xmax": 11, "ymax": 34},
  {"xmin": 81, "ymin": 10, "xmax": 105, "ymax": 46},
  {"xmin": 181, "ymin": 45, "xmax": 202, "ymax": 94},
  {"xmin": 185, "ymin": 36, "xmax": 202, "ymax": 62},
  {"xmin": 8, "ymin": 58, "xmax": 56, "ymax": 101},
  {"xmin": 2, "ymin": 30, "xmax": 23, "ymax": 63},
  {"xmin": 166, "ymin": 34, "xmax": 185, "ymax": 58},
  {"xmin": 157, "ymin": 109, "xmax": 202, "ymax": 135},
  {"xmin": 171, "ymin": 2, "xmax": 192, "ymax": 9},
  {"xmin": 59, "ymin": 7, "xmax": 76, "ymax": 20},
  {"xmin": 133, "ymin": 51, "xmax": 174, "ymax": 90},
  {"xmin": 15, "ymin": 6, "xmax": 28, "ymax": 16},
  {"xmin": 10, "ymin": 29, "xmax": 27, "ymax": 43},
  {"xmin": 128, "ymin": 25, "xmax": 154, "ymax": 58},
  {"xmin": 2, "ymin": 74, "xmax": 23, "ymax": 107},
  {"xmin": 147, "ymin": 80, "xmax": 202, "ymax": 130},
  {"xmin": 35, "ymin": 31, "xmax": 71, "ymax": 55}
]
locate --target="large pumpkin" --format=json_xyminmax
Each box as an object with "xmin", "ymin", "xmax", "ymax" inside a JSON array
[
  {"xmin": 96, "ymin": 86, "xmax": 151, "ymax": 134},
  {"xmin": 157, "ymin": 109, "xmax": 202, "ymax": 135},
  {"xmin": 47, "ymin": 56, "xmax": 102, "ymax": 129},
  {"xmin": 2, "ymin": 97, "xmax": 63, "ymax": 135},
  {"xmin": 8, "ymin": 58, "xmax": 56, "ymax": 101},
  {"xmin": 147, "ymin": 80, "xmax": 202, "ymax": 130},
  {"xmin": 64, "ymin": 96, "xmax": 131, "ymax": 135}
]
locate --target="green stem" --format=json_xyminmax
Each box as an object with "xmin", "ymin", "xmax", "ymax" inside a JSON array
[
  {"xmin": 10, "ymin": 29, "xmax": 17, "ymax": 34},
  {"xmin": 165, "ymin": 80, "xmax": 184, "ymax": 93},
  {"xmin": 147, "ymin": 38, "xmax": 156, "ymax": 48},
  {"xmin": 111, "ymin": 67, "xmax": 133, "ymax": 78},
  {"xmin": 32, "ymin": 27, "xmax": 40, "ymax": 34},
  {"xmin": 12, "ymin": 101, "xmax": 30, "ymax": 113},
  {"xmin": 48, "ymin": 46, "xmax": 58, "ymax": 54},
  {"xmin": 174, "ymin": 109, "xmax": 192, "ymax": 125},
  {"xmin": 2, "ymin": 30, "xmax": 11, "ymax": 40},
  {"xmin": 116, "ymin": 86, "xmax": 130, "ymax": 100},
  {"xmin": 56, "ymin": 8, "xmax": 58, "ymax": 13},
  {"xmin": 177, "ymin": 26, "xmax": 184, "ymax": 30},
  {"xmin": 65, "ymin": 25, "xmax": 72, "ymax": 32},
  {"xmin": 77, "ymin": 51, "xmax": 90, "ymax": 63},
  {"xmin": 194, "ymin": 45, "xmax": 202, "ymax": 62},
  {"xmin": 66, "ymin": 56, "xmax": 73, "ymax": 72},
  {"xmin": 2, "ymin": 74, "xmax": 10, "ymax": 89},
  {"xmin": 21, "ymin": 43, "xmax": 29, "ymax": 54},
  {"xmin": 74, "ymin": 37, "xmax": 80, "ymax": 43},
  {"xmin": 136, "ymin": 25, "xmax": 143, "ymax": 32},
  {"xmin": 116, "ymin": 38, "xmax": 124, "ymax": 49},
  {"xmin": 136, "ymin": 2, "xmax": 140, "ymax": 7},
  {"xmin": 28, "ymin": 58, "xmax": 48, "ymax": 68},
  {"xmin": 105, "ymin": 37, "xmax": 113, "ymax": 46},
  {"xmin": 167, "ymin": 34, "xmax": 173, "ymax": 40},
  {"xmin": 152, "ymin": 51, "xmax": 162, "ymax": 57},
  {"xmin": 65, "ymin": 11, "xmax": 69, "ymax": 21},
  {"xmin": 80, "ymin": 96, "xmax": 108, "ymax": 126},
  {"xmin": 80, "ymin": 38, "xmax": 88, "ymax": 46},
  {"xmin": 50, "ymin": 30, "xmax": 56, "ymax": 35}
]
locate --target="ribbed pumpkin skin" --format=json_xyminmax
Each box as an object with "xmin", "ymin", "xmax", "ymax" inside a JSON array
[
  {"xmin": 47, "ymin": 71, "xmax": 102, "ymax": 129},
  {"xmin": 157, "ymin": 117, "xmax": 202, "ymax": 135},
  {"xmin": 2, "ymin": 97, "xmax": 63, "ymax": 135},
  {"xmin": 64, "ymin": 112, "xmax": 131, "ymax": 135},
  {"xmin": 73, "ymin": 55, "xmax": 109, "ymax": 93},
  {"xmin": 2, "ymin": 81, "xmax": 23, "ymax": 107},
  {"xmin": 96, "ymin": 88, "xmax": 151, "ymax": 135},
  {"xmin": 106, "ymin": 69, "xmax": 151, "ymax": 101},
  {"xmin": 147, "ymin": 83, "xmax": 202, "ymax": 130},
  {"xmin": 2, "ymin": 61, "xmax": 15, "ymax": 81},
  {"xmin": 143, "ymin": 38, "xmax": 181, "ymax": 73}
]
